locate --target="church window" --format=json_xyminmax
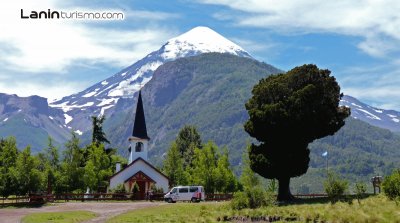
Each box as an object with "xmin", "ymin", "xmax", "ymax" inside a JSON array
[{"xmin": 135, "ymin": 142, "xmax": 143, "ymax": 152}]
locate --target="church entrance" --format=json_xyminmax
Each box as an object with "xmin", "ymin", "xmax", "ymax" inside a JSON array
[
  {"xmin": 137, "ymin": 181, "xmax": 146, "ymax": 200},
  {"xmin": 126, "ymin": 171, "xmax": 155, "ymax": 200}
]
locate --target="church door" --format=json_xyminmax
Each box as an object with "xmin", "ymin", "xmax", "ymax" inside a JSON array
[{"xmin": 126, "ymin": 171, "xmax": 155, "ymax": 200}]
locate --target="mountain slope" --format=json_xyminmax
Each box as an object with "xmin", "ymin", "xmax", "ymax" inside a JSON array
[
  {"xmin": 103, "ymin": 53, "xmax": 281, "ymax": 164},
  {"xmin": 292, "ymin": 117, "xmax": 400, "ymax": 193},
  {"xmin": 0, "ymin": 93, "xmax": 69, "ymax": 151},
  {"xmin": 340, "ymin": 95, "xmax": 400, "ymax": 132},
  {"xmin": 49, "ymin": 26, "xmax": 251, "ymax": 134}
]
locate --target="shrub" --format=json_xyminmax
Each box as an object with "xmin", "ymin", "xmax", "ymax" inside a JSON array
[
  {"xmin": 354, "ymin": 182, "xmax": 367, "ymax": 204},
  {"xmin": 150, "ymin": 184, "xmax": 164, "ymax": 193},
  {"xmin": 323, "ymin": 172, "xmax": 348, "ymax": 203},
  {"xmin": 382, "ymin": 169, "xmax": 400, "ymax": 201},
  {"xmin": 231, "ymin": 186, "xmax": 276, "ymax": 210},
  {"xmin": 230, "ymin": 191, "xmax": 249, "ymax": 210},
  {"xmin": 110, "ymin": 184, "xmax": 126, "ymax": 193}
]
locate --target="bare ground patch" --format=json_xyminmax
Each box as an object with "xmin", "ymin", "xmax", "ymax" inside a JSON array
[{"xmin": 0, "ymin": 201, "xmax": 165, "ymax": 223}]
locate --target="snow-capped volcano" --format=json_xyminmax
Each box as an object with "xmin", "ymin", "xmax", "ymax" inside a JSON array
[
  {"xmin": 50, "ymin": 26, "xmax": 251, "ymax": 131},
  {"xmin": 161, "ymin": 26, "xmax": 250, "ymax": 60}
]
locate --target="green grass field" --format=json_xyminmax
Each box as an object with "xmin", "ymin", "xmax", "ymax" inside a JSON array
[
  {"xmin": 107, "ymin": 195, "xmax": 400, "ymax": 223},
  {"xmin": 22, "ymin": 211, "xmax": 97, "ymax": 223}
]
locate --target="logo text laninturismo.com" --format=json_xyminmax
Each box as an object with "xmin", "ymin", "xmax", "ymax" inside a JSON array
[{"xmin": 20, "ymin": 9, "xmax": 124, "ymax": 20}]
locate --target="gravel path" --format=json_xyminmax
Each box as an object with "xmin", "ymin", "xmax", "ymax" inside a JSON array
[{"xmin": 0, "ymin": 201, "xmax": 165, "ymax": 223}]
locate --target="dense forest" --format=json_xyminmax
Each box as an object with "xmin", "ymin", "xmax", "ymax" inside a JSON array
[
  {"xmin": 0, "ymin": 124, "xmax": 240, "ymax": 197},
  {"xmin": 0, "ymin": 135, "xmax": 125, "ymax": 197}
]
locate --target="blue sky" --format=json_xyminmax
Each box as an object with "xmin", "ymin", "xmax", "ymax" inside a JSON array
[{"xmin": 1, "ymin": 0, "xmax": 400, "ymax": 110}]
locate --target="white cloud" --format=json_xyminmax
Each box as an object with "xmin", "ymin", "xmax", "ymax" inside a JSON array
[
  {"xmin": 0, "ymin": 0, "xmax": 178, "ymax": 100},
  {"xmin": 0, "ymin": 79, "xmax": 87, "ymax": 101},
  {"xmin": 0, "ymin": 0, "xmax": 176, "ymax": 73},
  {"xmin": 199, "ymin": 0, "xmax": 400, "ymax": 58},
  {"xmin": 338, "ymin": 62, "xmax": 400, "ymax": 110}
]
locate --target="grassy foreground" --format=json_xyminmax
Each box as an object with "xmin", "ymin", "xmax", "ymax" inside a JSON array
[
  {"xmin": 22, "ymin": 210, "xmax": 97, "ymax": 223},
  {"xmin": 108, "ymin": 195, "xmax": 400, "ymax": 223}
]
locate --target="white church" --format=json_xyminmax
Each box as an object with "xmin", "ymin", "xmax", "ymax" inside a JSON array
[{"xmin": 109, "ymin": 90, "xmax": 169, "ymax": 199}]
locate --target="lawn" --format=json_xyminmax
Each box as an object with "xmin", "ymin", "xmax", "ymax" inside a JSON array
[
  {"xmin": 22, "ymin": 210, "xmax": 97, "ymax": 223},
  {"xmin": 107, "ymin": 195, "xmax": 400, "ymax": 223}
]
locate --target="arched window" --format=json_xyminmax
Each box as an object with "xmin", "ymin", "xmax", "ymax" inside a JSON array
[{"xmin": 135, "ymin": 142, "xmax": 143, "ymax": 152}]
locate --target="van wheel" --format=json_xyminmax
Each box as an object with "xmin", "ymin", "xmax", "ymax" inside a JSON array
[
  {"xmin": 191, "ymin": 198, "xmax": 196, "ymax": 203},
  {"xmin": 168, "ymin": 198, "xmax": 173, "ymax": 203}
]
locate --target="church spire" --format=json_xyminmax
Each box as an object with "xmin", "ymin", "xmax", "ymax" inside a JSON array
[{"xmin": 132, "ymin": 90, "xmax": 150, "ymax": 140}]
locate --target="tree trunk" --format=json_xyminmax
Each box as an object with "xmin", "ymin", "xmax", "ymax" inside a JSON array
[{"xmin": 277, "ymin": 177, "xmax": 295, "ymax": 201}]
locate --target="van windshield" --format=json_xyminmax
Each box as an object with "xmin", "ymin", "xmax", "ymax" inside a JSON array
[{"xmin": 171, "ymin": 188, "xmax": 177, "ymax": 193}]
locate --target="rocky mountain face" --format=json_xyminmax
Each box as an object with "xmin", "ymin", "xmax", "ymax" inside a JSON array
[{"xmin": 0, "ymin": 93, "xmax": 70, "ymax": 151}]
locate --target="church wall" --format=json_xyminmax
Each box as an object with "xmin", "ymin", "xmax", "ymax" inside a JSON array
[{"xmin": 110, "ymin": 159, "xmax": 169, "ymax": 193}]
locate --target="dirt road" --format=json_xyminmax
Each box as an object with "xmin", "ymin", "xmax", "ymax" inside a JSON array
[{"xmin": 0, "ymin": 201, "xmax": 165, "ymax": 223}]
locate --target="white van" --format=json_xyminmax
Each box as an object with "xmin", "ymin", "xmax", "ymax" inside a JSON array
[{"xmin": 164, "ymin": 186, "xmax": 205, "ymax": 203}]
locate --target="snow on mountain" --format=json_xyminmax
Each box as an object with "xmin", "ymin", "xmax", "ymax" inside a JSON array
[
  {"xmin": 161, "ymin": 26, "xmax": 250, "ymax": 60},
  {"xmin": 340, "ymin": 95, "xmax": 400, "ymax": 132},
  {"xmin": 49, "ymin": 26, "xmax": 251, "ymax": 131}
]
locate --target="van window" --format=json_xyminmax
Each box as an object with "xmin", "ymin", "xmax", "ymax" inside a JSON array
[
  {"xmin": 179, "ymin": 188, "xmax": 188, "ymax": 193},
  {"xmin": 171, "ymin": 188, "xmax": 177, "ymax": 193},
  {"xmin": 189, "ymin": 187, "xmax": 198, "ymax": 192}
]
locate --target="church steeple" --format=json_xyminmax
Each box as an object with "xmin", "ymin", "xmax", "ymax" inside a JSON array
[
  {"xmin": 129, "ymin": 90, "xmax": 150, "ymax": 163},
  {"xmin": 132, "ymin": 90, "xmax": 150, "ymax": 140}
]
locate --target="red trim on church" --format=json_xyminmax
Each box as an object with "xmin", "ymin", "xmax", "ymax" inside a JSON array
[{"xmin": 124, "ymin": 171, "xmax": 155, "ymax": 183}]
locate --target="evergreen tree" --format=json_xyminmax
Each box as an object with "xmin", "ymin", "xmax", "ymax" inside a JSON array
[
  {"xmin": 175, "ymin": 125, "xmax": 202, "ymax": 167},
  {"xmin": 244, "ymin": 64, "xmax": 350, "ymax": 201},
  {"xmin": 91, "ymin": 115, "xmax": 110, "ymax": 145}
]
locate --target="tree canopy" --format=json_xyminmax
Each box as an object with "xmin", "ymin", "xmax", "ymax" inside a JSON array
[
  {"xmin": 175, "ymin": 125, "xmax": 202, "ymax": 167},
  {"xmin": 163, "ymin": 126, "xmax": 237, "ymax": 193},
  {"xmin": 244, "ymin": 64, "xmax": 350, "ymax": 201}
]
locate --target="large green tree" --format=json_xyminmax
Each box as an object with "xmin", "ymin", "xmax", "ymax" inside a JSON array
[
  {"xmin": 162, "ymin": 142, "xmax": 187, "ymax": 187},
  {"xmin": 0, "ymin": 137, "xmax": 18, "ymax": 197},
  {"xmin": 83, "ymin": 143, "xmax": 113, "ymax": 191},
  {"xmin": 61, "ymin": 133, "xmax": 85, "ymax": 192},
  {"xmin": 244, "ymin": 64, "xmax": 350, "ymax": 201},
  {"xmin": 175, "ymin": 125, "xmax": 202, "ymax": 168},
  {"xmin": 14, "ymin": 147, "xmax": 43, "ymax": 195},
  {"xmin": 191, "ymin": 142, "xmax": 219, "ymax": 193}
]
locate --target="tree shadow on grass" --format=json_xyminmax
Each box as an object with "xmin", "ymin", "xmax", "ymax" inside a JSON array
[{"xmin": 278, "ymin": 194, "xmax": 375, "ymax": 206}]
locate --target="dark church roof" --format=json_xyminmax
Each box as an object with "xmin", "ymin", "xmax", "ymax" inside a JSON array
[{"xmin": 132, "ymin": 90, "xmax": 150, "ymax": 140}]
